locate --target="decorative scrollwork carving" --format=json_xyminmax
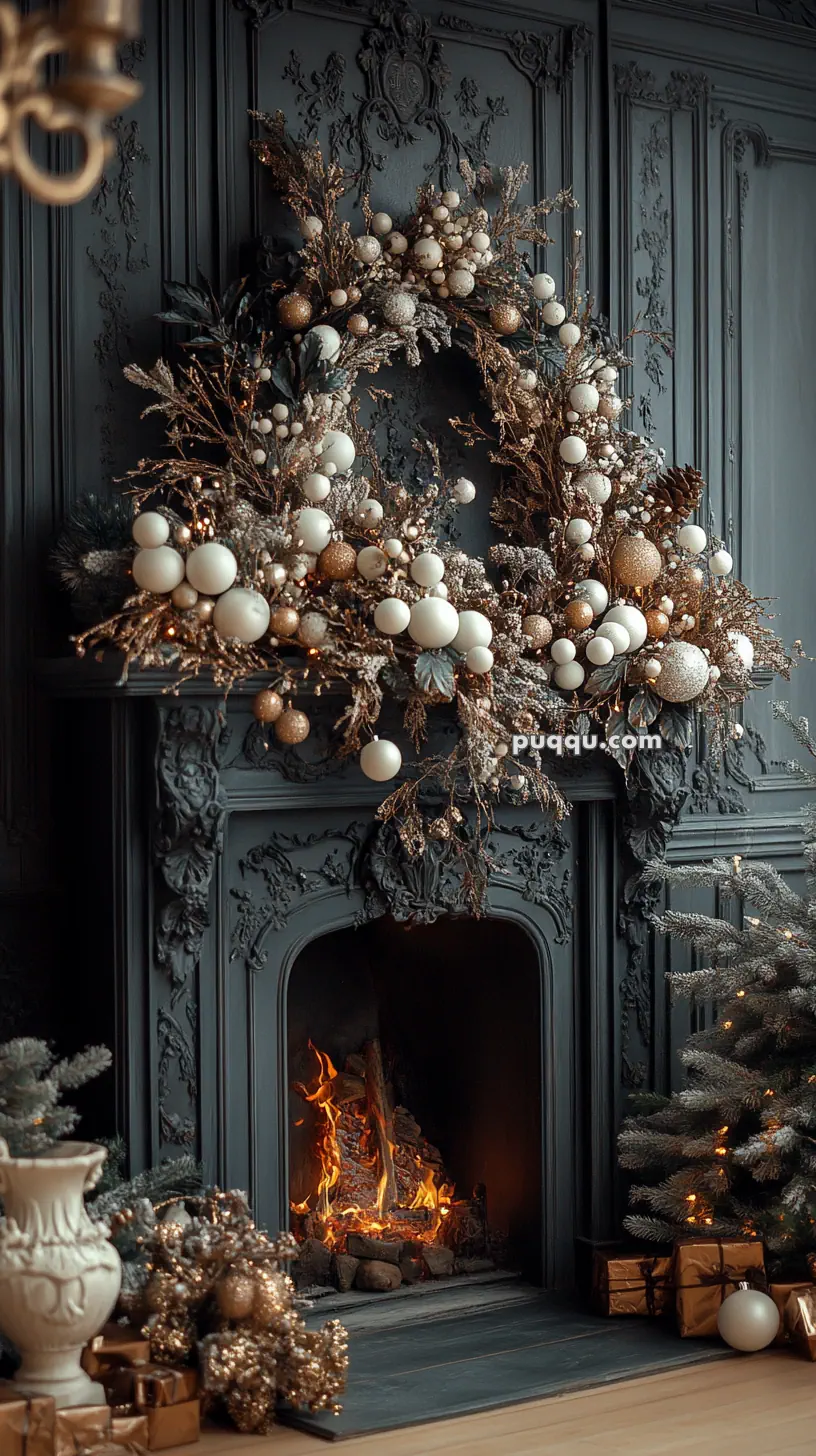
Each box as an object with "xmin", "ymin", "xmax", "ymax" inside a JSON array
[
  {"xmin": 618, "ymin": 746, "xmax": 690, "ymax": 1090},
  {"xmin": 154, "ymin": 704, "xmax": 229, "ymax": 1151},
  {"xmin": 438, "ymin": 16, "xmax": 591, "ymax": 91}
]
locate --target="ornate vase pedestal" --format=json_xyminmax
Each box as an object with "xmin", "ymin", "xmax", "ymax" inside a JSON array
[{"xmin": 0, "ymin": 1139, "xmax": 122, "ymax": 1408}]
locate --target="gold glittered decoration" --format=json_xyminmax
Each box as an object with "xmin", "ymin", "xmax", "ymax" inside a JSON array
[
  {"xmin": 277, "ymin": 293, "xmax": 313, "ymax": 329},
  {"xmin": 317, "ymin": 541, "xmax": 357, "ymax": 580},
  {"xmin": 275, "ymin": 707, "xmax": 310, "ymax": 745},
  {"xmin": 489, "ymin": 302, "xmax": 522, "ymax": 335},
  {"xmin": 253, "ymin": 688, "xmax": 284, "ymax": 723},
  {"xmin": 134, "ymin": 1189, "xmax": 348, "ymax": 1435},
  {"xmin": 564, "ymin": 599, "xmax": 593, "ymax": 631},
  {"xmin": 611, "ymin": 536, "xmax": 663, "ymax": 588}
]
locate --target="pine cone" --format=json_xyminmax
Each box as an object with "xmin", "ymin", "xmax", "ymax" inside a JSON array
[{"xmin": 652, "ymin": 465, "xmax": 704, "ymax": 523}]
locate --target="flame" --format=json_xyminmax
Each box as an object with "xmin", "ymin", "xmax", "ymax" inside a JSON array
[{"xmin": 292, "ymin": 1043, "xmax": 454, "ymax": 1247}]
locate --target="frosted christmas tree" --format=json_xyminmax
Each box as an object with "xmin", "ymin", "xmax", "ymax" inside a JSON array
[{"xmin": 620, "ymin": 702, "xmax": 816, "ymax": 1264}]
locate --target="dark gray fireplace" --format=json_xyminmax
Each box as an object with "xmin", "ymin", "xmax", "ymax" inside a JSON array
[{"xmin": 46, "ymin": 660, "xmax": 633, "ymax": 1294}]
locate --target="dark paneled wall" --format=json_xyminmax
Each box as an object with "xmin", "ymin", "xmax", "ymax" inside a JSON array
[{"xmin": 1, "ymin": 0, "xmax": 815, "ymax": 1074}]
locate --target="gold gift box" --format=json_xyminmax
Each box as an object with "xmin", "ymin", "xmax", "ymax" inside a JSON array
[
  {"xmin": 785, "ymin": 1286, "xmax": 816, "ymax": 1360},
  {"xmin": 0, "ymin": 1386, "xmax": 56, "ymax": 1456},
  {"xmin": 770, "ymin": 1281, "xmax": 812, "ymax": 1346},
  {"xmin": 674, "ymin": 1237, "xmax": 765, "ymax": 1338},
  {"xmin": 592, "ymin": 1251, "xmax": 673, "ymax": 1316}
]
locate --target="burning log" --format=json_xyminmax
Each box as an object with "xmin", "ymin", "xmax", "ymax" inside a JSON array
[
  {"xmin": 355, "ymin": 1260, "xmax": 403, "ymax": 1292},
  {"xmin": 331, "ymin": 1252, "xmax": 360, "ymax": 1292},
  {"xmin": 346, "ymin": 1233, "xmax": 403, "ymax": 1265},
  {"xmin": 365, "ymin": 1037, "xmax": 398, "ymax": 1214}
]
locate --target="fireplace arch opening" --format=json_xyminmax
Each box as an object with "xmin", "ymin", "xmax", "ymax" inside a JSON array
[{"xmin": 286, "ymin": 914, "xmax": 543, "ymax": 1295}]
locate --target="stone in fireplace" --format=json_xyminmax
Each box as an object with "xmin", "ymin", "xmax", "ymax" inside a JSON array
[{"xmin": 286, "ymin": 918, "xmax": 542, "ymax": 1298}]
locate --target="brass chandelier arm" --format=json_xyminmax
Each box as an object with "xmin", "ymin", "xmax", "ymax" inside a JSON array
[{"xmin": 0, "ymin": 0, "xmax": 142, "ymax": 207}]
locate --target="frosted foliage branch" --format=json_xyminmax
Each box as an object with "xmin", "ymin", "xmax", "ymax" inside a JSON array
[{"xmin": 0, "ymin": 1038, "xmax": 111, "ymax": 1156}]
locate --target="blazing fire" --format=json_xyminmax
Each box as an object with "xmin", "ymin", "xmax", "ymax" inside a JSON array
[{"xmin": 292, "ymin": 1041, "xmax": 453, "ymax": 1249}]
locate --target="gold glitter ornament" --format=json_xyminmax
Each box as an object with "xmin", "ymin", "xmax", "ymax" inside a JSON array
[
  {"xmin": 564, "ymin": 599, "xmax": 594, "ymax": 631},
  {"xmin": 490, "ymin": 302, "xmax": 522, "ymax": 335},
  {"xmin": 346, "ymin": 313, "xmax": 369, "ymax": 336},
  {"xmin": 611, "ymin": 535, "xmax": 663, "ymax": 588},
  {"xmin": 275, "ymin": 707, "xmax": 310, "ymax": 745},
  {"xmin": 428, "ymin": 817, "xmax": 451, "ymax": 841},
  {"xmin": 645, "ymin": 608, "xmax": 670, "ymax": 639},
  {"xmin": 269, "ymin": 606, "xmax": 300, "ymax": 636},
  {"xmin": 195, "ymin": 596, "xmax": 215, "ymax": 622},
  {"xmin": 171, "ymin": 582, "xmax": 198, "ymax": 610},
  {"xmin": 277, "ymin": 293, "xmax": 312, "ymax": 329},
  {"xmin": 522, "ymin": 614, "xmax": 553, "ymax": 650},
  {"xmin": 253, "ymin": 689, "xmax": 283, "ymax": 723},
  {"xmin": 217, "ymin": 1271, "xmax": 256, "ymax": 1320},
  {"xmin": 654, "ymin": 640, "xmax": 710, "ymax": 703},
  {"xmin": 317, "ymin": 540, "xmax": 357, "ymax": 580}
]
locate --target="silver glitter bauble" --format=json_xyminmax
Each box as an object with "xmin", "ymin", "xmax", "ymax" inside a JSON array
[
  {"xmin": 655, "ymin": 640, "xmax": 710, "ymax": 703},
  {"xmin": 382, "ymin": 291, "xmax": 417, "ymax": 327}
]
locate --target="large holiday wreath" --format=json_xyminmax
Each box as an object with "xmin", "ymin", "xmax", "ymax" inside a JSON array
[{"xmin": 59, "ymin": 112, "xmax": 791, "ymax": 871}]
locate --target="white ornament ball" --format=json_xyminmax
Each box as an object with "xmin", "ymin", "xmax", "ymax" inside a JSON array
[
  {"xmin": 586, "ymin": 635, "xmax": 615, "ymax": 666},
  {"xmin": 717, "ymin": 1288, "xmax": 780, "ymax": 1353},
  {"xmin": 709, "ymin": 549, "xmax": 733, "ymax": 577},
  {"xmin": 132, "ymin": 545, "xmax": 185, "ymax": 594},
  {"xmin": 532, "ymin": 272, "xmax": 556, "ymax": 301},
  {"xmin": 309, "ymin": 324, "xmax": 342, "ymax": 363},
  {"xmin": 453, "ymin": 610, "xmax": 493, "ymax": 653},
  {"xmin": 517, "ymin": 369, "xmax": 537, "ymax": 391},
  {"xmin": 272, "ymin": 403, "xmax": 289, "ymax": 422},
  {"xmin": 320, "ymin": 430, "xmax": 356, "ymax": 473},
  {"xmin": 554, "ymin": 661, "xmax": 585, "ymax": 691},
  {"xmin": 374, "ymin": 597, "xmax": 411, "ymax": 635},
  {"xmin": 576, "ymin": 469, "xmax": 612, "ymax": 505},
  {"xmin": 294, "ymin": 508, "xmax": 333, "ymax": 553},
  {"xmin": 410, "ymin": 551, "xmax": 445, "ymax": 588},
  {"xmin": 371, "ymin": 211, "xmax": 393, "ymax": 236},
  {"xmin": 132, "ymin": 511, "xmax": 169, "ymax": 548},
  {"xmin": 413, "ymin": 236, "xmax": 443, "ymax": 270},
  {"xmin": 298, "ymin": 611, "xmax": 329, "ymax": 647},
  {"xmin": 566, "ymin": 517, "xmax": 592, "ymax": 546},
  {"xmin": 643, "ymin": 658, "xmax": 662, "ymax": 678},
  {"xmin": 603, "ymin": 603, "xmax": 648, "ymax": 651},
  {"xmin": 709, "ymin": 664, "xmax": 721, "ymax": 683},
  {"xmin": 559, "ymin": 321, "xmax": 582, "ymax": 348},
  {"xmin": 251, "ymin": 449, "xmax": 267, "ymax": 466},
  {"xmin": 431, "ymin": 582, "xmax": 448, "ymax": 598},
  {"xmin": 407, "ymin": 597, "xmax": 459, "ymax": 649},
  {"xmin": 360, "ymin": 737, "xmax": 402, "ymax": 783},
  {"xmin": 386, "ymin": 231, "xmax": 409, "ymax": 255},
  {"xmin": 354, "ymin": 234, "xmax": 382, "ymax": 264},
  {"xmin": 302, "ymin": 472, "xmax": 331, "ymax": 503},
  {"xmin": 655, "ymin": 640, "xmax": 711, "ymax": 702},
  {"xmin": 212, "ymin": 587, "xmax": 271, "ymax": 643},
  {"xmin": 541, "ymin": 300, "xmax": 566, "ymax": 327},
  {"xmin": 677, "ymin": 523, "xmax": 707, "ymax": 554},
  {"xmin": 595, "ymin": 622, "xmax": 631, "ymax": 655},
  {"xmin": 300, "ymin": 215, "xmax": 323, "ymax": 240},
  {"xmin": 185, "ymin": 542, "xmax": 238, "ymax": 596},
  {"xmin": 559, "ymin": 436, "xmax": 588, "ymax": 465},
  {"xmin": 470, "ymin": 230, "xmax": 491, "ymax": 253},
  {"xmin": 447, "ymin": 269, "xmax": 475, "ymax": 298},
  {"xmin": 578, "ymin": 543, "xmax": 596, "ymax": 563},
  {"xmin": 466, "ymin": 645, "xmax": 494, "ymax": 675},
  {"xmin": 382, "ymin": 292, "xmax": 417, "ymax": 327},
  {"xmin": 453, "ymin": 477, "xmax": 476, "ymax": 504},
  {"xmin": 569, "ymin": 382, "xmax": 600, "ymax": 415},
  {"xmin": 441, "ymin": 189, "xmax": 460, "ymax": 209},
  {"xmin": 357, "ymin": 546, "xmax": 389, "ymax": 581},
  {"xmin": 383, "ymin": 538, "xmax": 403, "ymax": 558},
  {"xmin": 727, "ymin": 630, "xmax": 755, "ymax": 672},
  {"xmin": 575, "ymin": 579, "xmax": 609, "ymax": 616},
  {"xmin": 550, "ymin": 638, "xmax": 577, "ymax": 665},
  {"xmin": 356, "ymin": 498, "xmax": 384, "ymax": 528}
]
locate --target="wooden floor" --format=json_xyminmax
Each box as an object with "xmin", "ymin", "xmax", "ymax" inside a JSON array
[{"xmin": 187, "ymin": 1351, "xmax": 814, "ymax": 1455}]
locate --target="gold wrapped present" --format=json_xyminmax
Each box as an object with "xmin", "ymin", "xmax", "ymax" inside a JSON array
[
  {"xmin": 0, "ymin": 1386, "xmax": 56, "ymax": 1456},
  {"xmin": 110, "ymin": 1411, "xmax": 150, "ymax": 1448},
  {"xmin": 674, "ymin": 1237, "xmax": 766, "ymax": 1338},
  {"xmin": 144, "ymin": 1399, "xmax": 199, "ymax": 1450},
  {"xmin": 592, "ymin": 1251, "xmax": 673, "ymax": 1316},
  {"xmin": 53, "ymin": 1403, "xmax": 112, "ymax": 1455},
  {"xmin": 82, "ymin": 1326, "xmax": 151, "ymax": 1380},
  {"xmin": 132, "ymin": 1366, "xmax": 198, "ymax": 1410},
  {"xmin": 785, "ymin": 1286, "xmax": 816, "ymax": 1360},
  {"xmin": 770, "ymin": 1281, "xmax": 812, "ymax": 1346}
]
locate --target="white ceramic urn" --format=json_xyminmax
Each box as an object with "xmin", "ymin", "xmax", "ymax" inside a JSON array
[{"xmin": 0, "ymin": 1139, "xmax": 122, "ymax": 1407}]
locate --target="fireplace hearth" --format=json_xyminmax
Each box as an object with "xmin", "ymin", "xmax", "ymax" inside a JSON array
[{"xmin": 286, "ymin": 916, "xmax": 542, "ymax": 1298}]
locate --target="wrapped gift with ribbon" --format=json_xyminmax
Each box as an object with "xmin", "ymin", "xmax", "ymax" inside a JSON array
[
  {"xmin": 674, "ymin": 1237, "xmax": 766, "ymax": 1338},
  {"xmin": 81, "ymin": 1326, "xmax": 151, "ymax": 1381},
  {"xmin": 785, "ymin": 1286, "xmax": 816, "ymax": 1360},
  {"xmin": 143, "ymin": 1400, "xmax": 200, "ymax": 1451},
  {"xmin": 0, "ymin": 1387, "xmax": 57, "ymax": 1456},
  {"xmin": 53, "ymin": 1404, "xmax": 113, "ymax": 1456},
  {"xmin": 132, "ymin": 1367, "xmax": 198, "ymax": 1410},
  {"xmin": 769, "ymin": 1281, "xmax": 813, "ymax": 1346},
  {"xmin": 591, "ymin": 1251, "xmax": 674, "ymax": 1316},
  {"xmin": 110, "ymin": 1411, "xmax": 150, "ymax": 1449}
]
